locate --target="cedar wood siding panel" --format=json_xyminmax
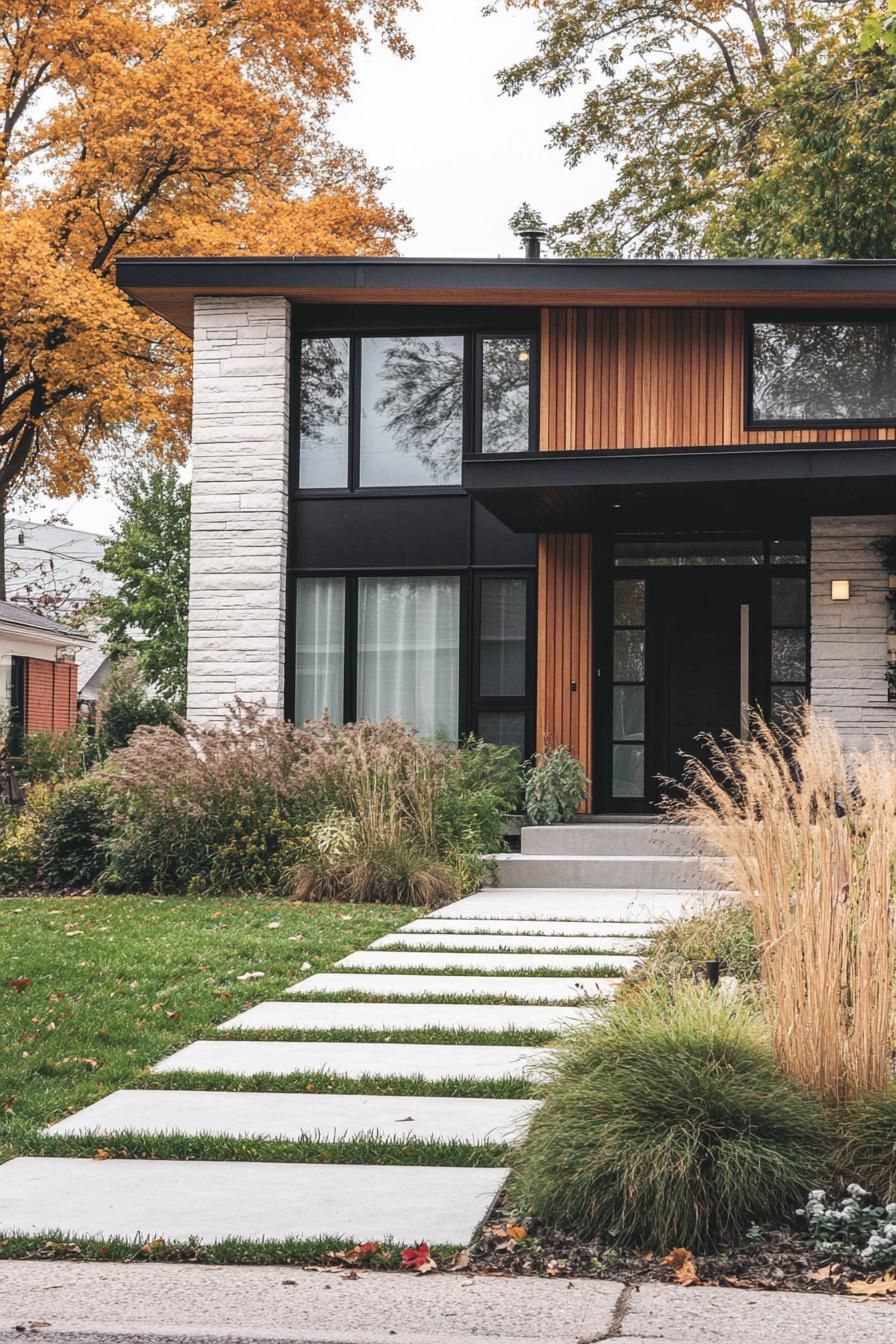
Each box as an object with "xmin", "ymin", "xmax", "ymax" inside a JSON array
[
  {"xmin": 536, "ymin": 534, "xmax": 592, "ymax": 808},
  {"xmin": 538, "ymin": 307, "xmax": 896, "ymax": 450}
]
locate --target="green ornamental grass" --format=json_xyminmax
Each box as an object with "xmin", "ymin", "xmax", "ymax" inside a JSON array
[
  {"xmin": 513, "ymin": 983, "xmax": 829, "ymax": 1251},
  {"xmin": 832, "ymin": 1086, "xmax": 896, "ymax": 1204}
]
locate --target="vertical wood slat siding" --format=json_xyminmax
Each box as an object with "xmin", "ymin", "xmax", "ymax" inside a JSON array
[
  {"xmin": 536, "ymin": 534, "xmax": 592, "ymax": 805},
  {"xmin": 539, "ymin": 308, "xmax": 896, "ymax": 450}
]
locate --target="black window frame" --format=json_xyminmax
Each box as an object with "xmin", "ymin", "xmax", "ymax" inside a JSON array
[
  {"xmin": 292, "ymin": 306, "xmax": 539, "ymax": 497},
  {"xmin": 745, "ymin": 310, "xmax": 896, "ymax": 430}
]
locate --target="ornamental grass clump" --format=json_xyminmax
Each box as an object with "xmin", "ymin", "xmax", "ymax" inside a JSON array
[
  {"xmin": 832, "ymin": 1087, "xmax": 896, "ymax": 1204},
  {"xmin": 513, "ymin": 984, "xmax": 828, "ymax": 1251},
  {"xmin": 103, "ymin": 705, "xmax": 517, "ymax": 899},
  {"xmin": 671, "ymin": 709, "xmax": 896, "ymax": 1103}
]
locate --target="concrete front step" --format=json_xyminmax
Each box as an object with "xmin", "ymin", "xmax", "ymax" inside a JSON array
[
  {"xmin": 372, "ymin": 931, "xmax": 648, "ymax": 954},
  {"xmin": 430, "ymin": 888, "xmax": 716, "ymax": 923},
  {"xmin": 399, "ymin": 917, "xmax": 659, "ymax": 939},
  {"xmin": 218, "ymin": 1000, "xmax": 594, "ymax": 1035},
  {"xmin": 154, "ymin": 1039, "xmax": 553, "ymax": 1081},
  {"xmin": 520, "ymin": 822, "xmax": 706, "ymax": 857},
  {"xmin": 338, "ymin": 950, "xmax": 639, "ymax": 974},
  {"xmin": 285, "ymin": 973, "xmax": 620, "ymax": 1003},
  {"xmin": 489, "ymin": 853, "xmax": 721, "ymax": 889},
  {"xmin": 0, "ymin": 1156, "xmax": 507, "ymax": 1245},
  {"xmin": 44, "ymin": 1089, "xmax": 539, "ymax": 1146}
]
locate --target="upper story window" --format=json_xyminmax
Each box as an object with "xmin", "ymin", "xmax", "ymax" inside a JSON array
[
  {"xmin": 749, "ymin": 318, "xmax": 896, "ymax": 427},
  {"xmin": 297, "ymin": 326, "xmax": 536, "ymax": 490}
]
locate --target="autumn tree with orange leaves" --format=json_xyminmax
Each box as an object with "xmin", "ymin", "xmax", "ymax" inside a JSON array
[{"xmin": 0, "ymin": 0, "xmax": 414, "ymax": 594}]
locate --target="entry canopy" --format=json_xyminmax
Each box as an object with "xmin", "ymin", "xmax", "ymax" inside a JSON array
[{"xmin": 462, "ymin": 442, "xmax": 896, "ymax": 533}]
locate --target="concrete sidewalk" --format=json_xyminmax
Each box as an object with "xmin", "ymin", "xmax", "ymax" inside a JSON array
[{"xmin": 2, "ymin": 1261, "xmax": 896, "ymax": 1344}]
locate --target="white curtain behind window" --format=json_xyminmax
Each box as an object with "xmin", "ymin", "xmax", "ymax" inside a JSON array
[
  {"xmin": 294, "ymin": 578, "xmax": 345, "ymax": 724},
  {"xmin": 357, "ymin": 577, "xmax": 460, "ymax": 739}
]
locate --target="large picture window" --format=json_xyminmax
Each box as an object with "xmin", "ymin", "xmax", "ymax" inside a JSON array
[
  {"xmin": 357, "ymin": 577, "xmax": 460, "ymax": 738},
  {"xmin": 749, "ymin": 318, "xmax": 896, "ymax": 426},
  {"xmin": 295, "ymin": 322, "xmax": 537, "ymax": 489},
  {"xmin": 293, "ymin": 574, "xmax": 461, "ymax": 739},
  {"xmin": 359, "ymin": 336, "xmax": 464, "ymax": 487},
  {"xmin": 291, "ymin": 570, "xmax": 533, "ymax": 750}
]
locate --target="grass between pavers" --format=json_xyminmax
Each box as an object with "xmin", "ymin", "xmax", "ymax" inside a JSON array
[
  {"xmin": 139, "ymin": 1069, "xmax": 538, "ymax": 1099},
  {"xmin": 219, "ymin": 1026, "xmax": 561, "ymax": 1047},
  {"xmin": 292, "ymin": 989, "xmax": 614, "ymax": 1006},
  {"xmin": 18, "ymin": 1131, "xmax": 513, "ymax": 1167},
  {"xmin": 0, "ymin": 893, "xmax": 413, "ymax": 1163},
  {"xmin": 0, "ymin": 1233, "xmax": 463, "ymax": 1267},
  {"xmin": 373, "ymin": 941, "xmax": 644, "ymax": 956}
]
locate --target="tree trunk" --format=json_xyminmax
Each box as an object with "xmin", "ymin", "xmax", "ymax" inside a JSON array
[{"xmin": 0, "ymin": 494, "xmax": 7, "ymax": 601}]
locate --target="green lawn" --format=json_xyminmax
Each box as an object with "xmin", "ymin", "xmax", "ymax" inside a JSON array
[{"xmin": 0, "ymin": 892, "xmax": 411, "ymax": 1163}]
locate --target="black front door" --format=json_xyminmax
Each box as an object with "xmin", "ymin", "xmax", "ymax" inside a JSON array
[
  {"xmin": 598, "ymin": 535, "xmax": 809, "ymax": 812},
  {"xmin": 654, "ymin": 569, "xmax": 760, "ymax": 790}
]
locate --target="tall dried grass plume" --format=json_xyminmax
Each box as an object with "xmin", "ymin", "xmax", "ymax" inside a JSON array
[{"xmin": 669, "ymin": 709, "xmax": 896, "ymax": 1104}]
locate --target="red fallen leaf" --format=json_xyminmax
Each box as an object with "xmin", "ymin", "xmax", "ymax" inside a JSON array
[
  {"xmin": 9, "ymin": 977, "xmax": 31, "ymax": 993},
  {"xmin": 327, "ymin": 1241, "xmax": 380, "ymax": 1266},
  {"xmin": 137, "ymin": 1238, "xmax": 165, "ymax": 1257},
  {"xmin": 401, "ymin": 1242, "xmax": 437, "ymax": 1274},
  {"xmin": 661, "ymin": 1247, "xmax": 699, "ymax": 1286},
  {"xmin": 2, "ymin": 1098, "xmax": 16, "ymax": 1113}
]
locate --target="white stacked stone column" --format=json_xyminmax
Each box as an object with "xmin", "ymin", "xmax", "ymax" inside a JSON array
[
  {"xmin": 186, "ymin": 297, "xmax": 291, "ymax": 724},
  {"xmin": 810, "ymin": 514, "xmax": 896, "ymax": 751}
]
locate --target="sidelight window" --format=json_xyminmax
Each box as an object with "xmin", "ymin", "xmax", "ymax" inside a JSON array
[{"xmin": 611, "ymin": 578, "xmax": 646, "ymax": 798}]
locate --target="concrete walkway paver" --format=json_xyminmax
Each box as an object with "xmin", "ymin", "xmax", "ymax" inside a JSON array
[
  {"xmin": 285, "ymin": 972, "xmax": 620, "ymax": 1002},
  {"xmin": 338, "ymin": 949, "xmax": 640, "ymax": 973},
  {"xmin": 154, "ymin": 1039, "xmax": 552, "ymax": 1081},
  {"xmin": 2, "ymin": 1261, "xmax": 895, "ymax": 1344},
  {"xmin": 0, "ymin": 1158, "xmax": 508, "ymax": 1245},
  {"xmin": 398, "ymin": 916, "xmax": 659, "ymax": 937},
  {"xmin": 217, "ymin": 1000, "xmax": 594, "ymax": 1034},
  {"xmin": 43, "ymin": 1090, "xmax": 539, "ymax": 1145},
  {"xmin": 428, "ymin": 887, "xmax": 718, "ymax": 922},
  {"xmin": 372, "ymin": 930, "xmax": 648, "ymax": 952}
]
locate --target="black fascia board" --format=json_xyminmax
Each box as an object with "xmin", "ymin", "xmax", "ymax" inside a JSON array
[
  {"xmin": 462, "ymin": 442, "xmax": 896, "ymax": 492},
  {"xmin": 115, "ymin": 255, "xmax": 896, "ymax": 300}
]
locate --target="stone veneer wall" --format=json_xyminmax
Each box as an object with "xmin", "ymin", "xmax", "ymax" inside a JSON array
[
  {"xmin": 186, "ymin": 296, "xmax": 291, "ymax": 724},
  {"xmin": 810, "ymin": 514, "xmax": 896, "ymax": 750}
]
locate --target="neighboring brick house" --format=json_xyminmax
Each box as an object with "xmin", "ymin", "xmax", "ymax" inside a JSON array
[{"xmin": 0, "ymin": 601, "xmax": 92, "ymax": 749}]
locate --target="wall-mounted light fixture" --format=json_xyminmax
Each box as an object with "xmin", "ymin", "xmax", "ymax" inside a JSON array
[{"xmin": 831, "ymin": 580, "xmax": 851, "ymax": 601}]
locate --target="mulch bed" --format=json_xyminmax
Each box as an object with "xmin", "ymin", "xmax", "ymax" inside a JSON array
[{"xmin": 466, "ymin": 1204, "xmax": 875, "ymax": 1294}]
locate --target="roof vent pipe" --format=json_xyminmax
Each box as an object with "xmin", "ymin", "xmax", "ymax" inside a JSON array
[{"xmin": 518, "ymin": 227, "xmax": 546, "ymax": 260}]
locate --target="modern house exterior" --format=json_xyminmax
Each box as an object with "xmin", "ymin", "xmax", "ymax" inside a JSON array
[{"xmin": 117, "ymin": 253, "xmax": 896, "ymax": 812}]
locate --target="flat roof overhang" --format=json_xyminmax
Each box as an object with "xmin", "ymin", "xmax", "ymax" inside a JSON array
[
  {"xmin": 116, "ymin": 256, "xmax": 896, "ymax": 337},
  {"xmin": 463, "ymin": 443, "xmax": 896, "ymax": 532}
]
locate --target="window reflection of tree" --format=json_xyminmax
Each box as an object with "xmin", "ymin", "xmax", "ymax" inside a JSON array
[
  {"xmin": 753, "ymin": 323, "xmax": 896, "ymax": 422},
  {"xmin": 373, "ymin": 337, "xmax": 464, "ymax": 482},
  {"xmin": 299, "ymin": 338, "xmax": 349, "ymax": 441},
  {"xmin": 482, "ymin": 338, "xmax": 531, "ymax": 453}
]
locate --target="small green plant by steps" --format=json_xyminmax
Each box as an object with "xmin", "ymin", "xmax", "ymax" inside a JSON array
[
  {"xmin": 623, "ymin": 902, "xmax": 758, "ymax": 999},
  {"xmin": 524, "ymin": 745, "xmax": 589, "ymax": 825},
  {"xmin": 799, "ymin": 1187, "xmax": 896, "ymax": 1270},
  {"xmin": 512, "ymin": 982, "xmax": 828, "ymax": 1251}
]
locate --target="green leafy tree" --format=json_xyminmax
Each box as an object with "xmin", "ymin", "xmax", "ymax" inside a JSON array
[
  {"xmin": 97, "ymin": 469, "xmax": 190, "ymax": 706},
  {"xmin": 495, "ymin": 0, "xmax": 895, "ymax": 258}
]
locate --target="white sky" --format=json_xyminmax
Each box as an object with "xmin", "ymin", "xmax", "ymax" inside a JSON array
[{"xmin": 32, "ymin": 0, "xmax": 610, "ymax": 536}]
